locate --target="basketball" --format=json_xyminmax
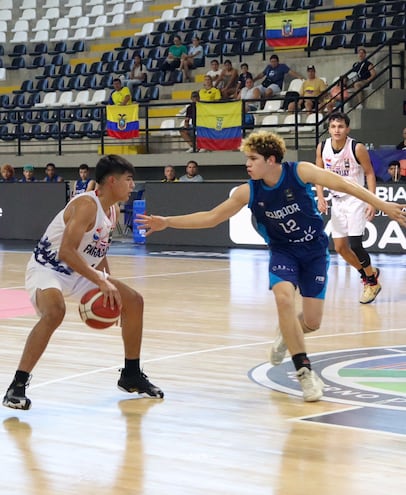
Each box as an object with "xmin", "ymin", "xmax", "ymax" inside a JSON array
[{"xmin": 79, "ymin": 288, "xmax": 120, "ymax": 330}]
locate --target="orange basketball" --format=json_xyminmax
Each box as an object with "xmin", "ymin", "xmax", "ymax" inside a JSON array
[{"xmin": 79, "ymin": 288, "xmax": 120, "ymax": 330}]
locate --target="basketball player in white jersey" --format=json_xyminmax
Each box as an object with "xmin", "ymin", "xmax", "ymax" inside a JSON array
[
  {"xmin": 3, "ymin": 155, "xmax": 163, "ymax": 410},
  {"xmin": 315, "ymin": 112, "xmax": 381, "ymax": 304}
]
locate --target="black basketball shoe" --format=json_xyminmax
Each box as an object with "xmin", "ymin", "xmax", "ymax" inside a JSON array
[
  {"xmin": 3, "ymin": 377, "xmax": 32, "ymax": 410},
  {"xmin": 117, "ymin": 369, "xmax": 164, "ymax": 398}
]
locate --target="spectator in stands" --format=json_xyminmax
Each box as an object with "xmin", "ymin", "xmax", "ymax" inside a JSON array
[
  {"xmin": 199, "ymin": 75, "xmax": 221, "ymax": 102},
  {"xmin": 0, "ymin": 164, "xmax": 17, "ymax": 182},
  {"xmin": 108, "ymin": 78, "xmax": 132, "ymax": 106},
  {"xmin": 216, "ymin": 60, "xmax": 239, "ymax": 99},
  {"xmin": 396, "ymin": 127, "xmax": 406, "ymax": 150},
  {"xmin": 43, "ymin": 163, "xmax": 64, "ymax": 183},
  {"xmin": 180, "ymin": 90, "xmax": 200, "ymax": 153},
  {"xmin": 238, "ymin": 77, "xmax": 261, "ymax": 127},
  {"xmin": 121, "ymin": 54, "xmax": 146, "ymax": 97},
  {"xmin": 160, "ymin": 35, "xmax": 187, "ymax": 74},
  {"xmin": 325, "ymin": 77, "xmax": 349, "ymax": 114},
  {"xmin": 348, "ymin": 48, "xmax": 376, "ymax": 110},
  {"xmin": 235, "ymin": 63, "xmax": 253, "ymax": 96},
  {"xmin": 179, "ymin": 160, "xmax": 203, "ymax": 182},
  {"xmin": 287, "ymin": 65, "xmax": 327, "ymax": 114},
  {"xmin": 180, "ymin": 36, "xmax": 204, "ymax": 83},
  {"xmin": 72, "ymin": 163, "xmax": 96, "ymax": 196},
  {"xmin": 238, "ymin": 77, "xmax": 261, "ymax": 111},
  {"xmin": 161, "ymin": 165, "xmax": 179, "ymax": 182},
  {"xmin": 206, "ymin": 59, "xmax": 222, "ymax": 87},
  {"xmin": 387, "ymin": 160, "xmax": 406, "ymax": 183},
  {"xmin": 253, "ymin": 54, "xmax": 302, "ymax": 99},
  {"xmin": 19, "ymin": 165, "xmax": 37, "ymax": 183}
]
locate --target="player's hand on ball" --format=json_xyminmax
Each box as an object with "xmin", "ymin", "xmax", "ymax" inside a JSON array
[{"xmin": 98, "ymin": 278, "xmax": 122, "ymax": 311}]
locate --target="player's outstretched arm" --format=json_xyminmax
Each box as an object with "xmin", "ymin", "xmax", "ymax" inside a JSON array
[
  {"xmin": 298, "ymin": 161, "xmax": 406, "ymax": 227},
  {"xmin": 136, "ymin": 184, "xmax": 250, "ymax": 235}
]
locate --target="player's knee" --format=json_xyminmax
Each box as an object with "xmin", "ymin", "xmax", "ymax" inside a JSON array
[
  {"xmin": 333, "ymin": 243, "xmax": 348, "ymax": 256},
  {"xmin": 41, "ymin": 302, "xmax": 66, "ymax": 326},
  {"xmin": 130, "ymin": 289, "xmax": 144, "ymax": 311},
  {"xmin": 274, "ymin": 291, "xmax": 294, "ymax": 312},
  {"xmin": 303, "ymin": 321, "xmax": 320, "ymax": 334},
  {"xmin": 300, "ymin": 313, "xmax": 320, "ymax": 333}
]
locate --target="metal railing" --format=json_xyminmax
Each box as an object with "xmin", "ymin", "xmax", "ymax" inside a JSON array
[{"xmin": 0, "ymin": 45, "xmax": 403, "ymax": 155}]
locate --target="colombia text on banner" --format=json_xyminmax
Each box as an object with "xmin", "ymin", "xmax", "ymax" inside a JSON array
[
  {"xmin": 106, "ymin": 104, "xmax": 139, "ymax": 139},
  {"xmin": 196, "ymin": 101, "xmax": 242, "ymax": 151},
  {"xmin": 266, "ymin": 11, "xmax": 309, "ymax": 49}
]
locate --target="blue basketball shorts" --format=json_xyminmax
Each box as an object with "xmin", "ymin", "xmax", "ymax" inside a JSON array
[{"xmin": 268, "ymin": 237, "xmax": 330, "ymax": 299}]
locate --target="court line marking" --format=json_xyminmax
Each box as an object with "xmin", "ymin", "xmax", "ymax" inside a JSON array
[
  {"xmin": 2, "ymin": 253, "xmax": 406, "ymax": 412},
  {"xmin": 1, "ymin": 326, "xmax": 398, "ymax": 390},
  {"xmin": 289, "ymin": 412, "xmax": 406, "ymax": 439}
]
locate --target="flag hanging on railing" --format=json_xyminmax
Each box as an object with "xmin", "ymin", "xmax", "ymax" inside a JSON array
[
  {"xmin": 106, "ymin": 104, "xmax": 139, "ymax": 139},
  {"xmin": 196, "ymin": 101, "xmax": 242, "ymax": 151},
  {"xmin": 265, "ymin": 11, "xmax": 309, "ymax": 49}
]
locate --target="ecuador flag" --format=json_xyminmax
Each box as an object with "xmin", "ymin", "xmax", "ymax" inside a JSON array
[
  {"xmin": 196, "ymin": 101, "xmax": 242, "ymax": 151},
  {"xmin": 266, "ymin": 11, "xmax": 309, "ymax": 49},
  {"xmin": 106, "ymin": 104, "xmax": 139, "ymax": 139}
]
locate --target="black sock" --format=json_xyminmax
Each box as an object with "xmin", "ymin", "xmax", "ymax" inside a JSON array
[
  {"xmin": 124, "ymin": 358, "xmax": 140, "ymax": 375},
  {"xmin": 292, "ymin": 353, "xmax": 311, "ymax": 371},
  {"xmin": 14, "ymin": 370, "xmax": 30, "ymax": 384},
  {"xmin": 358, "ymin": 268, "xmax": 366, "ymax": 279}
]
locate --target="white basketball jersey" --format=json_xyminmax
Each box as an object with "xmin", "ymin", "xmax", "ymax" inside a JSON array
[
  {"xmin": 30, "ymin": 191, "xmax": 117, "ymax": 276},
  {"xmin": 322, "ymin": 137, "xmax": 365, "ymax": 198}
]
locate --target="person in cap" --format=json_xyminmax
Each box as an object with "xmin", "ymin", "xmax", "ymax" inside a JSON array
[
  {"xmin": 20, "ymin": 165, "xmax": 37, "ymax": 182},
  {"xmin": 288, "ymin": 65, "xmax": 327, "ymax": 113},
  {"xmin": 180, "ymin": 90, "xmax": 200, "ymax": 152}
]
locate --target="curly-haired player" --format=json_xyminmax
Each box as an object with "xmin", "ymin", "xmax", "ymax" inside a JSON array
[{"xmin": 136, "ymin": 131, "xmax": 406, "ymax": 402}]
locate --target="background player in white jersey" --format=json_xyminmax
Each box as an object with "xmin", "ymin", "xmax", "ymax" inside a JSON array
[
  {"xmin": 135, "ymin": 131, "xmax": 406, "ymax": 402},
  {"xmin": 3, "ymin": 155, "xmax": 163, "ymax": 411},
  {"xmin": 315, "ymin": 112, "xmax": 381, "ymax": 304}
]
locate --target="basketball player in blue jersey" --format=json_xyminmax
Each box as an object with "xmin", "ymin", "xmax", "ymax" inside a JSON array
[
  {"xmin": 136, "ymin": 131, "xmax": 406, "ymax": 402},
  {"xmin": 3, "ymin": 155, "xmax": 163, "ymax": 411},
  {"xmin": 315, "ymin": 112, "xmax": 380, "ymax": 304},
  {"xmin": 73, "ymin": 163, "xmax": 96, "ymax": 196}
]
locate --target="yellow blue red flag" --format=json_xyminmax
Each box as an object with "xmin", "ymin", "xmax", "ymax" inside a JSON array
[
  {"xmin": 266, "ymin": 12, "xmax": 309, "ymax": 49},
  {"xmin": 106, "ymin": 104, "xmax": 139, "ymax": 139},
  {"xmin": 196, "ymin": 101, "xmax": 242, "ymax": 151}
]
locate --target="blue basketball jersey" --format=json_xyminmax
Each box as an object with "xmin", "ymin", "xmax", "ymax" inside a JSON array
[
  {"xmin": 249, "ymin": 161, "xmax": 326, "ymax": 248},
  {"xmin": 75, "ymin": 178, "xmax": 91, "ymax": 195}
]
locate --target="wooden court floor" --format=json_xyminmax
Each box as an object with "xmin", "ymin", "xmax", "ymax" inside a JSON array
[{"xmin": 0, "ymin": 242, "xmax": 405, "ymax": 495}]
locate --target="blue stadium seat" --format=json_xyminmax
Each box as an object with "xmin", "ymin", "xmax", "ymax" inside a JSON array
[
  {"xmin": 324, "ymin": 34, "xmax": 346, "ymax": 50},
  {"xmin": 304, "ymin": 35, "xmax": 326, "ymax": 53},
  {"xmin": 13, "ymin": 79, "xmax": 34, "ymax": 94},
  {"xmin": 48, "ymin": 41, "xmax": 67, "ymax": 55}
]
